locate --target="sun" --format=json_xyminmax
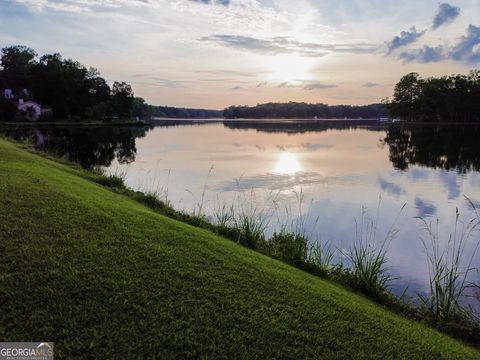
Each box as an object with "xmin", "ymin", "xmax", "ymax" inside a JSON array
[
  {"xmin": 273, "ymin": 152, "xmax": 302, "ymax": 174},
  {"xmin": 265, "ymin": 54, "xmax": 315, "ymax": 83}
]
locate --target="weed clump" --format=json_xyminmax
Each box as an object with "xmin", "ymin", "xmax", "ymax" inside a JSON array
[{"xmin": 269, "ymin": 232, "xmax": 307, "ymax": 265}]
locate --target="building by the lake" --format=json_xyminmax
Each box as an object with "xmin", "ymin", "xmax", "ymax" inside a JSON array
[{"xmin": 2, "ymin": 88, "xmax": 51, "ymax": 121}]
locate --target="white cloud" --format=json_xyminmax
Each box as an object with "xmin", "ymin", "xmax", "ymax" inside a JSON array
[
  {"xmin": 12, "ymin": 0, "xmax": 158, "ymax": 12},
  {"xmin": 4, "ymin": 0, "xmax": 480, "ymax": 108},
  {"xmin": 172, "ymin": 0, "xmax": 288, "ymax": 31}
]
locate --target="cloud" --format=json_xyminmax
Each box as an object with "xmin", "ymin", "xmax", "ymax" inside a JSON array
[
  {"xmin": 214, "ymin": 172, "xmax": 329, "ymax": 192},
  {"xmin": 378, "ymin": 178, "xmax": 406, "ymax": 196},
  {"xmin": 439, "ymin": 170, "xmax": 460, "ymax": 200},
  {"xmin": 190, "ymin": 0, "xmax": 230, "ymax": 6},
  {"xmin": 433, "ymin": 3, "xmax": 460, "ymax": 30},
  {"xmin": 398, "ymin": 25, "xmax": 480, "ymax": 65},
  {"xmin": 303, "ymin": 82, "xmax": 337, "ymax": 90},
  {"xmin": 174, "ymin": 0, "xmax": 287, "ymax": 31},
  {"xmin": 276, "ymin": 81, "xmax": 301, "ymax": 88},
  {"xmin": 450, "ymin": 24, "xmax": 480, "ymax": 64},
  {"xmin": 387, "ymin": 26, "xmax": 426, "ymax": 54},
  {"xmin": 398, "ymin": 45, "xmax": 446, "ymax": 63},
  {"xmin": 195, "ymin": 69, "xmax": 260, "ymax": 77},
  {"xmin": 12, "ymin": 0, "xmax": 157, "ymax": 12},
  {"xmin": 407, "ymin": 168, "xmax": 430, "ymax": 182},
  {"xmin": 415, "ymin": 197, "xmax": 437, "ymax": 217},
  {"xmin": 152, "ymin": 77, "xmax": 187, "ymax": 88},
  {"xmin": 231, "ymin": 85, "xmax": 242, "ymax": 90},
  {"xmin": 255, "ymin": 81, "xmax": 267, "ymax": 88},
  {"xmin": 301, "ymin": 142, "xmax": 332, "ymax": 151},
  {"xmin": 128, "ymin": 75, "xmax": 187, "ymax": 88},
  {"xmin": 362, "ymin": 82, "xmax": 378, "ymax": 88},
  {"xmin": 14, "ymin": 0, "xmax": 283, "ymax": 34},
  {"xmin": 199, "ymin": 34, "xmax": 378, "ymax": 57},
  {"xmin": 16, "ymin": 0, "xmax": 230, "ymax": 11}
]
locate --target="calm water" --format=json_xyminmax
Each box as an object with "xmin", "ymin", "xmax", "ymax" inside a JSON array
[{"xmin": 3, "ymin": 120, "xmax": 480, "ymax": 298}]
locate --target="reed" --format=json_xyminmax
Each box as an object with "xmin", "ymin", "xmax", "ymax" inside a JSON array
[
  {"xmin": 345, "ymin": 201, "xmax": 405, "ymax": 297},
  {"xmin": 417, "ymin": 202, "xmax": 480, "ymax": 328}
]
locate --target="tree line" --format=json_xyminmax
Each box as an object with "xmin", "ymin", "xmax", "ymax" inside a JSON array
[
  {"xmin": 0, "ymin": 45, "xmax": 223, "ymax": 122},
  {"xmin": 386, "ymin": 70, "xmax": 480, "ymax": 122},
  {"xmin": 223, "ymin": 102, "xmax": 388, "ymax": 119},
  {"xmin": 129, "ymin": 95, "xmax": 223, "ymax": 120},
  {"xmin": 0, "ymin": 45, "xmax": 137, "ymax": 121},
  {"xmin": 2, "ymin": 43, "xmax": 477, "ymax": 123},
  {"xmin": 151, "ymin": 106, "xmax": 222, "ymax": 119}
]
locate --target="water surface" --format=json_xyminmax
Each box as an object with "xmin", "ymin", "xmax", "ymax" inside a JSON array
[{"xmin": 3, "ymin": 120, "xmax": 480, "ymax": 298}]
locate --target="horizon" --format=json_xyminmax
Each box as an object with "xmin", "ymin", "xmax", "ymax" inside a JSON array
[{"xmin": 1, "ymin": 1, "xmax": 479, "ymax": 109}]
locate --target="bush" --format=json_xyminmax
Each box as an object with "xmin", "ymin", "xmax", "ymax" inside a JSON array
[
  {"xmin": 235, "ymin": 213, "xmax": 267, "ymax": 249},
  {"xmin": 307, "ymin": 242, "xmax": 335, "ymax": 272},
  {"xmin": 95, "ymin": 174, "xmax": 126, "ymax": 189},
  {"xmin": 269, "ymin": 232, "xmax": 308, "ymax": 265}
]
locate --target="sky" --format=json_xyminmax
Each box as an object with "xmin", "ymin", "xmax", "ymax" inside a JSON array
[{"xmin": 0, "ymin": 0, "xmax": 479, "ymax": 109}]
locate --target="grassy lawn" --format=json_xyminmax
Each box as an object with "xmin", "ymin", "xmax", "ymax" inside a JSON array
[{"xmin": 0, "ymin": 138, "xmax": 478, "ymax": 359}]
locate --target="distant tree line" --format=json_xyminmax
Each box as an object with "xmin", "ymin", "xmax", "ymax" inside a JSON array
[
  {"xmin": 387, "ymin": 71, "xmax": 480, "ymax": 122},
  {"xmin": 150, "ymin": 106, "xmax": 222, "ymax": 119},
  {"xmin": 0, "ymin": 45, "xmax": 136, "ymax": 121},
  {"xmin": 223, "ymin": 102, "xmax": 388, "ymax": 119},
  {"xmin": 130, "ymin": 100, "xmax": 223, "ymax": 119}
]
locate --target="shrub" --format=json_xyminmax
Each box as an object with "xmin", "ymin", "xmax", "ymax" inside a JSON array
[
  {"xmin": 235, "ymin": 213, "xmax": 267, "ymax": 249},
  {"xmin": 95, "ymin": 174, "xmax": 126, "ymax": 189},
  {"xmin": 269, "ymin": 232, "xmax": 308, "ymax": 265},
  {"xmin": 307, "ymin": 241, "xmax": 335, "ymax": 272}
]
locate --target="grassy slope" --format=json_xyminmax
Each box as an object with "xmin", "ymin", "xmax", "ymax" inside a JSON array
[{"xmin": 0, "ymin": 138, "xmax": 477, "ymax": 359}]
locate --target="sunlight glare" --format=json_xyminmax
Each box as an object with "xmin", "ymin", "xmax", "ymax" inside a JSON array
[
  {"xmin": 273, "ymin": 152, "xmax": 302, "ymax": 174},
  {"xmin": 266, "ymin": 55, "xmax": 314, "ymax": 83}
]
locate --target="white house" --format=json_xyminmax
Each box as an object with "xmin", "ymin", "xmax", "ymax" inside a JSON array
[
  {"xmin": 17, "ymin": 100, "xmax": 43, "ymax": 121},
  {"xmin": 2, "ymin": 88, "xmax": 50, "ymax": 121}
]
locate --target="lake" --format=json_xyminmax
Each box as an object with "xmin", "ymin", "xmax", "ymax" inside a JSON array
[{"xmin": 3, "ymin": 120, "xmax": 480, "ymax": 299}]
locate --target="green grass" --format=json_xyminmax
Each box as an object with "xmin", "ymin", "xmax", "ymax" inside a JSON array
[{"xmin": 0, "ymin": 138, "xmax": 478, "ymax": 359}]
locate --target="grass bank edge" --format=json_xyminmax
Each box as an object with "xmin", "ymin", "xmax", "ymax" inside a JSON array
[{"xmin": 1, "ymin": 137, "xmax": 479, "ymax": 348}]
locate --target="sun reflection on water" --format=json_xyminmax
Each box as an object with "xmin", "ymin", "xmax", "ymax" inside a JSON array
[{"xmin": 273, "ymin": 152, "xmax": 302, "ymax": 174}]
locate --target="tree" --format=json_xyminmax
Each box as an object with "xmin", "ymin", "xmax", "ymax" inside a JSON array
[
  {"xmin": 111, "ymin": 81, "xmax": 134, "ymax": 119},
  {"xmin": 31, "ymin": 53, "xmax": 69, "ymax": 118},
  {"xmin": 388, "ymin": 71, "xmax": 480, "ymax": 122},
  {"xmin": 0, "ymin": 45, "xmax": 145, "ymax": 121},
  {"xmin": 391, "ymin": 73, "xmax": 423, "ymax": 121},
  {"xmin": 131, "ymin": 97, "xmax": 152, "ymax": 120},
  {"xmin": 31, "ymin": 54, "xmax": 112, "ymax": 119},
  {"xmin": 0, "ymin": 45, "xmax": 37, "ymax": 92},
  {"xmin": 222, "ymin": 102, "xmax": 388, "ymax": 119}
]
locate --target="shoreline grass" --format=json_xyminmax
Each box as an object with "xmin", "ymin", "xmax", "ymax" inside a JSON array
[{"xmin": 417, "ymin": 204, "xmax": 480, "ymax": 340}]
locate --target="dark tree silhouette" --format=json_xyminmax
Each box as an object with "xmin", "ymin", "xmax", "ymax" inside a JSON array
[
  {"xmin": 111, "ymin": 82, "xmax": 134, "ymax": 119},
  {"xmin": 387, "ymin": 71, "xmax": 480, "ymax": 122},
  {"xmin": 0, "ymin": 45, "xmax": 37, "ymax": 92},
  {"xmin": 223, "ymin": 102, "xmax": 388, "ymax": 119},
  {"xmin": 0, "ymin": 45, "xmax": 136, "ymax": 121}
]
